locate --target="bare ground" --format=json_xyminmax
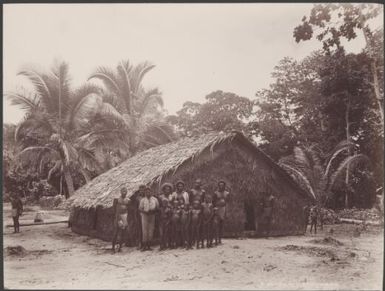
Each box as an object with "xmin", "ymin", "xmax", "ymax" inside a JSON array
[{"xmin": 3, "ymin": 203, "xmax": 383, "ymax": 290}]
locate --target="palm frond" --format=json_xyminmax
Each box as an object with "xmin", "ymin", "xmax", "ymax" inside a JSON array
[
  {"xmin": 144, "ymin": 123, "xmax": 175, "ymax": 143},
  {"xmin": 324, "ymin": 144, "xmax": 351, "ymax": 179},
  {"xmin": 77, "ymin": 129, "xmax": 129, "ymax": 153},
  {"xmin": 48, "ymin": 160, "xmax": 62, "ymax": 181},
  {"xmin": 67, "ymin": 91, "xmax": 100, "ymax": 130},
  {"xmin": 293, "ymin": 147, "xmax": 311, "ymax": 169},
  {"xmin": 76, "ymin": 147, "xmax": 101, "ymax": 172},
  {"xmin": 58, "ymin": 139, "xmax": 78, "ymax": 166},
  {"xmin": 17, "ymin": 146, "xmax": 56, "ymax": 168},
  {"xmin": 329, "ymin": 154, "xmax": 370, "ymax": 190},
  {"xmin": 130, "ymin": 62, "xmax": 155, "ymax": 93},
  {"xmin": 89, "ymin": 67, "xmax": 121, "ymax": 95},
  {"xmin": 135, "ymin": 88, "xmax": 164, "ymax": 116},
  {"xmin": 97, "ymin": 101, "xmax": 127, "ymax": 126},
  {"xmin": 6, "ymin": 92, "xmax": 40, "ymax": 112},
  {"xmin": 15, "ymin": 115, "xmax": 53, "ymax": 147},
  {"xmin": 117, "ymin": 61, "xmax": 132, "ymax": 112},
  {"xmin": 18, "ymin": 69, "xmax": 53, "ymax": 111},
  {"xmin": 280, "ymin": 163, "xmax": 317, "ymax": 199}
]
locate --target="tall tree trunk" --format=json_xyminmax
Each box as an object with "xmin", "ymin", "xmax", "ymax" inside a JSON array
[
  {"xmin": 129, "ymin": 118, "xmax": 137, "ymax": 156},
  {"xmin": 59, "ymin": 176, "xmax": 63, "ymax": 196},
  {"xmin": 370, "ymin": 60, "xmax": 384, "ymax": 122},
  {"xmin": 362, "ymin": 26, "xmax": 384, "ymax": 123},
  {"xmin": 63, "ymin": 167, "xmax": 75, "ymax": 198},
  {"xmin": 345, "ymin": 98, "xmax": 351, "ymax": 208}
]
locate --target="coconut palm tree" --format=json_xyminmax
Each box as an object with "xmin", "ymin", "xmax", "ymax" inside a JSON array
[
  {"xmin": 279, "ymin": 141, "xmax": 370, "ymax": 207},
  {"xmin": 88, "ymin": 60, "xmax": 176, "ymax": 157},
  {"xmin": 6, "ymin": 61, "xmax": 113, "ymax": 197}
]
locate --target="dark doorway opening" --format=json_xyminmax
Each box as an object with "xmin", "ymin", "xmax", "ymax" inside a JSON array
[{"xmin": 244, "ymin": 200, "xmax": 256, "ymax": 231}]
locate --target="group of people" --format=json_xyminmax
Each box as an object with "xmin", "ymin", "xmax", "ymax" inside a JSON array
[
  {"xmin": 112, "ymin": 179, "xmax": 230, "ymax": 252},
  {"xmin": 303, "ymin": 204, "xmax": 324, "ymax": 234}
]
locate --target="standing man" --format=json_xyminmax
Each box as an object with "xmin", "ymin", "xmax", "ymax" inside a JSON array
[
  {"xmin": 170, "ymin": 181, "xmax": 190, "ymax": 206},
  {"xmin": 131, "ymin": 184, "xmax": 146, "ymax": 249},
  {"xmin": 213, "ymin": 180, "xmax": 230, "ymax": 244},
  {"xmin": 139, "ymin": 187, "xmax": 159, "ymax": 251},
  {"xmin": 189, "ymin": 179, "xmax": 206, "ymax": 203},
  {"xmin": 10, "ymin": 194, "xmax": 23, "ymax": 233},
  {"xmin": 112, "ymin": 187, "xmax": 130, "ymax": 252},
  {"xmin": 262, "ymin": 191, "xmax": 275, "ymax": 236},
  {"xmin": 309, "ymin": 205, "xmax": 318, "ymax": 234}
]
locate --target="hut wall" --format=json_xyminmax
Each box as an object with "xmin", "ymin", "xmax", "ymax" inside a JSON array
[
  {"xmin": 71, "ymin": 139, "xmax": 309, "ymax": 241},
  {"xmin": 232, "ymin": 141, "xmax": 309, "ymax": 236},
  {"xmin": 71, "ymin": 205, "xmax": 115, "ymax": 241},
  {"xmin": 156, "ymin": 142, "xmax": 309, "ymax": 237}
]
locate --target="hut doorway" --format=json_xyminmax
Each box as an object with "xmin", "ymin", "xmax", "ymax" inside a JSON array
[{"xmin": 244, "ymin": 199, "xmax": 256, "ymax": 231}]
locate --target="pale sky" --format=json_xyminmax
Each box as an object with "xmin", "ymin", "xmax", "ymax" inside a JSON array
[{"xmin": 3, "ymin": 3, "xmax": 383, "ymax": 124}]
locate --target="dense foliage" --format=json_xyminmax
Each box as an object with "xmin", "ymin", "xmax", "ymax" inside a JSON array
[{"xmin": 4, "ymin": 4, "xmax": 382, "ymax": 209}]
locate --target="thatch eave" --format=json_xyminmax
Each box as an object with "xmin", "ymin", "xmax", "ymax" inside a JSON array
[{"xmin": 65, "ymin": 131, "xmax": 312, "ymax": 210}]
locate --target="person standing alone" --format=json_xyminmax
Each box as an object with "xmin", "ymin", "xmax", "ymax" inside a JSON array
[
  {"xmin": 112, "ymin": 187, "xmax": 130, "ymax": 252},
  {"xmin": 10, "ymin": 194, "xmax": 23, "ymax": 233},
  {"xmin": 213, "ymin": 180, "xmax": 230, "ymax": 244}
]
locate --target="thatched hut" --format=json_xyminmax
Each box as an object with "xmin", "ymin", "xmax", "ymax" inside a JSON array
[{"xmin": 66, "ymin": 131, "xmax": 312, "ymax": 241}]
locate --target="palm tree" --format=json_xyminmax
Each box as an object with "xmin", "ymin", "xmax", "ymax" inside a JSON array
[
  {"xmin": 279, "ymin": 141, "xmax": 370, "ymax": 208},
  {"xmin": 88, "ymin": 60, "xmax": 176, "ymax": 158},
  {"xmin": 7, "ymin": 61, "xmax": 107, "ymax": 197}
]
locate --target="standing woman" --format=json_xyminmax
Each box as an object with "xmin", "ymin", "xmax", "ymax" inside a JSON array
[
  {"xmin": 133, "ymin": 185, "xmax": 146, "ymax": 249},
  {"xmin": 139, "ymin": 187, "xmax": 159, "ymax": 251}
]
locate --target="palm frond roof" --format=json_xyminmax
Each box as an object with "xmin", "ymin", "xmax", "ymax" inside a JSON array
[{"xmin": 66, "ymin": 131, "xmax": 310, "ymax": 209}]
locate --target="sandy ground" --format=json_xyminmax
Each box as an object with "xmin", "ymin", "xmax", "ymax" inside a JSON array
[{"xmin": 3, "ymin": 203, "xmax": 383, "ymax": 290}]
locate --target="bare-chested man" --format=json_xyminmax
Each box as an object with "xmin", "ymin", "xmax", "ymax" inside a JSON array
[
  {"xmin": 189, "ymin": 179, "xmax": 206, "ymax": 203},
  {"xmin": 190, "ymin": 199, "xmax": 202, "ymax": 248},
  {"xmin": 213, "ymin": 180, "xmax": 230, "ymax": 244},
  {"xmin": 112, "ymin": 187, "xmax": 130, "ymax": 253},
  {"xmin": 201, "ymin": 194, "xmax": 214, "ymax": 248}
]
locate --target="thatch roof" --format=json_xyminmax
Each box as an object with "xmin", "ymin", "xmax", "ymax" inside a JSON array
[{"xmin": 66, "ymin": 131, "xmax": 310, "ymax": 209}]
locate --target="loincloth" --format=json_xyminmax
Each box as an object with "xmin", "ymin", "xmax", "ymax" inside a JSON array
[{"xmin": 117, "ymin": 213, "xmax": 128, "ymax": 229}]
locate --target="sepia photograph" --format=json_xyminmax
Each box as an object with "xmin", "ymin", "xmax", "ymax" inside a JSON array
[{"xmin": 2, "ymin": 3, "xmax": 384, "ymax": 290}]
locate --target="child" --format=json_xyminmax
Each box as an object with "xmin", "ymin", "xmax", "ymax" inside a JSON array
[
  {"xmin": 170, "ymin": 200, "xmax": 182, "ymax": 248},
  {"xmin": 212, "ymin": 207, "xmax": 221, "ymax": 246},
  {"xmin": 180, "ymin": 203, "xmax": 192, "ymax": 249},
  {"xmin": 309, "ymin": 205, "xmax": 318, "ymax": 234},
  {"xmin": 201, "ymin": 194, "xmax": 214, "ymax": 248},
  {"xmin": 159, "ymin": 198, "xmax": 172, "ymax": 250},
  {"xmin": 190, "ymin": 200, "xmax": 202, "ymax": 248}
]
